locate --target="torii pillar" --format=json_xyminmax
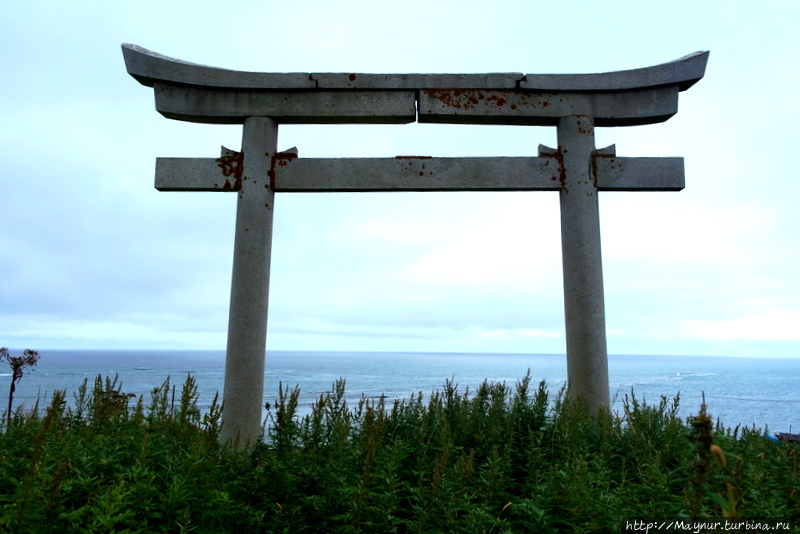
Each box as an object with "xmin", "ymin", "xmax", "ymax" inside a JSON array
[{"xmin": 123, "ymin": 44, "xmax": 708, "ymax": 444}]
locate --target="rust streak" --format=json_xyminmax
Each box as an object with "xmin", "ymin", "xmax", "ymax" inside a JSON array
[
  {"xmin": 268, "ymin": 151, "xmax": 298, "ymax": 189},
  {"xmin": 275, "ymin": 151, "xmax": 298, "ymax": 167},
  {"xmin": 423, "ymin": 89, "xmax": 551, "ymax": 112},
  {"xmin": 216, "ymin": 153, "xmax": 243, "ymax": 189},
  {"xmin": 542, "ymin": 151, "xmax": 567, "ymax": 191},
  {"xmin": 422, "ymin": 89, "xmax": 477, "ymax": 110}
]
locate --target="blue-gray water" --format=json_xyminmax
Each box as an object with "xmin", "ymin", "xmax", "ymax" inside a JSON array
[{"xmin": 1, "ymin": 350, "xmax": 798, "ymax": 433}]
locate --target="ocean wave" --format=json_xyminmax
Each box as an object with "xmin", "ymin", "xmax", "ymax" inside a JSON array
[{"xmin": 707, "ymin": 395, "xmax": 800, "ymax": 403}]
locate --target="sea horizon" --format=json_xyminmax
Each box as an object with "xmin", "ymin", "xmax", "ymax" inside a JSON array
[
  {"xmin": 1, "ymin": 349, "xmax": 797, "ymax": 435},
  {"xmin": 6, "ymin": 347, "xmax": 800, "ymax": 357}
]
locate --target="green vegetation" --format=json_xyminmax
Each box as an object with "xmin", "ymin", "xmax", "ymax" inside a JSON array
[{"xmin": 0, "ymin": 373, "xmax": 797, "ymax": 533}]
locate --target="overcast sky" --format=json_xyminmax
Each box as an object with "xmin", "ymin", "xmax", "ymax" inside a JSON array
[{"xmin": 1, "ymin": 0, "xmax": 799, "ymax": 357}]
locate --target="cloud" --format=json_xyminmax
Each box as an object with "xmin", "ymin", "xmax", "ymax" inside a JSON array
[
  {"xmin": 0, "ymin": 314, "xmax": 227, "ymax": 350},
  {"xmin": 1, "ymin": 0, "xmax": 799, "ymax": 357},
  {"xmin": 683, "ymin": 310, "xmax": 800, "ymax": 342}
]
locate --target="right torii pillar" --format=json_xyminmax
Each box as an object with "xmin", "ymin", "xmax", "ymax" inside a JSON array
[
  {"xmin": 417, "ymin": 54, "xmax": 710, "ymax": 412},
  {"xmin": 556, "ymin": 115, "xmax": 612, "ymax": 411}
]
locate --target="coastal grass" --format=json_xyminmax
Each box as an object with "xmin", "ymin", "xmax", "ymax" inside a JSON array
[{"xmin": 0, "ymin": 373, "xmax": 797, "ymax": 533}]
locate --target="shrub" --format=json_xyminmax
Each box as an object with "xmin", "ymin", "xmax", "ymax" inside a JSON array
[
  {"xmin": 0, "ymin": 373, "xmax": 796, "ymax": 533},
  {"xmin": 0, "ymin": 347, "xmax": 40, "ymax": 422}
]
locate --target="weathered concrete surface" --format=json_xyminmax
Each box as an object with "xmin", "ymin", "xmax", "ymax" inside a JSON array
[
  {"xmin": 124, "ymin": 43, "xmax": 707, "ymax": 94},
  {"xmin": 156, "ymin": 157, "xmax": 242, "ymax": 191},
  {"xmin": 311, "ymin": 72, "xmax": 522, "ymax": 89},
  {"xmin": 520, "ymin": 51, "xmax": 709, "ymax": 92},
  {"xmin": 418, "ymin": 86, "xmax": 679, "ymax": 126},
  {"xmin": 123, "ymin": 44, "xmax": 522, "ymax": 90},
  {"xmin": 123, "ymin": 44, "xmax": 707, "ymax": 127},
  {"xmin": 557, "ymin": 115, "xmax": 610, "ymax": 413},
  {"xmin": 156, "ymin": 155, "xmax": 684, "ymax": 192},
  {"xmin": 122, "ymin": 44, "xmax": 316, "ymax": 89},
  {"xmin": 594, "ymin": 156, "xmax": 684, "ymax": 191},
  {"xmin": 153, "ymin": 84, "xmax": 417, "ymax": 124},
  {"xmin": 275, "ymin": 157, "xmax": 558, "ymax": 191},
  {"xmin": 220, "ymin": 117, "xmax": 278, "ymax": 446},
  {"xmin": 156, "ymin": 156, "xmax": 563, "ymax": 191}
]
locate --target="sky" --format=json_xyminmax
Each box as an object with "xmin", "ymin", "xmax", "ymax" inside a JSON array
[{"xmin": 1, "ymin": 0, "xmax": 799, "ymax": 357}]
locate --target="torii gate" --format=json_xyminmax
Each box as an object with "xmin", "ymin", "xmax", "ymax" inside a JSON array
[{"xmin": 123, "ymin": 44, "xmax": 708, "ymax": 444}]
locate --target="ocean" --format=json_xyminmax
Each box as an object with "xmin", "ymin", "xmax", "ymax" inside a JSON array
[{"xmin": 1, "ymin": 350, "xmax": 797, "ymax": 434}]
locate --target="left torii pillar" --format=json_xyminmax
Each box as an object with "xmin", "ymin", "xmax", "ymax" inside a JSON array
[{"xmin": 122, "ymin": 45, "xmax": 419, "ymax": 445}]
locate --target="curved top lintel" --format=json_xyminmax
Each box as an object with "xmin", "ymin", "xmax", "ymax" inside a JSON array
[
  {"xmin": 122, "ymin": 44, "xmax": 317, "ymax": 90},
  {"xmin": 122, "ymin": 44, "xmax": 708, "ymax": 93},
  {"xmin": 520, "ymin": 52, "xmax": 709, "ymax": 92}
]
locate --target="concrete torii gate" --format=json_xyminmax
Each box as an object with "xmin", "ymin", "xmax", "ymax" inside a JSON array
[{"xmin": 123, "ymin": 44, "xmax": 708, "ymax": 445}]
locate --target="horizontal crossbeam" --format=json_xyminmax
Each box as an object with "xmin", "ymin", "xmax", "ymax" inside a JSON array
[{"xmin": 155, "ymin": 155, "xmax": 684, "ymax": 192}]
